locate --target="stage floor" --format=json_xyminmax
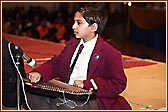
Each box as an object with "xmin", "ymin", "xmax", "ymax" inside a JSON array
[{"xmin": 2, "ymin": 33, "xmax": 167, "ymax": 110}]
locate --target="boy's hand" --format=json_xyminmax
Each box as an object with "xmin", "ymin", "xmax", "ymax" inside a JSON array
[
  {"xmin": 73, "ymin": 80, "xmax": 84, "ymax": 88},
  {"xmin": 28, "ymin": 72, "xmax": 41, "ymax": 83}
]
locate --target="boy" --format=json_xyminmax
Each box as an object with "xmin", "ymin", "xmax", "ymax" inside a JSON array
[{"xmin": 27, "ymin": 5, "xmax": 132, "ymax": 110}]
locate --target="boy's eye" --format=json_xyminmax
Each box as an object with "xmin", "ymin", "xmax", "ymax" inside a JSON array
[{"xmin": 77, "ymin": 22, "xmax": 81, "ymax": 25}]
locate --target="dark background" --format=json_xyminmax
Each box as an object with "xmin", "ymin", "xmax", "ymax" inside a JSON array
[{"xmin": 2, "ymin": 2, "xmax": 166, "ymax": 62}]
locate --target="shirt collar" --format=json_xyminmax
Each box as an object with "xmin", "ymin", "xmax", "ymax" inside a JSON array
[{"xmin": 80, "ymin": 34, "xmax": 98, "ymax": 46}]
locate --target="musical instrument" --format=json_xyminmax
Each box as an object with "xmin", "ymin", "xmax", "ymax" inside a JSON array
[{"xmin": 25, "ymin": 79, "xmax": 95, "ymax": 101}]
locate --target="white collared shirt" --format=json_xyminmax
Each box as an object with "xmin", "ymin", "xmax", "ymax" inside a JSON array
[{"xmin": 68, "ymin": 35, "xmax": 98, "ymax": 85}]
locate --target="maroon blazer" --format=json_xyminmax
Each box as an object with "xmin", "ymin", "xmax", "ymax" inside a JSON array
[{"xmin": 32, "ymin": 35, "xmax": 132, "ymax": 110}]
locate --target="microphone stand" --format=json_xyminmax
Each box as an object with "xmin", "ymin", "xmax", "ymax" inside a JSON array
[{"xmin": 15, "ymin": 53, "xmax": 21, "ymax": 110}]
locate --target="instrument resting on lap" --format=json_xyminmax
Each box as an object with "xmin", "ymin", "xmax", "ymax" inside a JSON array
[{"xmin": 25, "ymin": 79, "xmax": 95, "ymax": 101}]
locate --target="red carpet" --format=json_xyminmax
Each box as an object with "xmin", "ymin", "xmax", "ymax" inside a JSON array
[
  {"xmin": 2, "ymin": 33, "xmax": 157, "ymax": 72},
  {"xmin": 122, "ymin": 56, "xmax": 157, "ymax": 69}
]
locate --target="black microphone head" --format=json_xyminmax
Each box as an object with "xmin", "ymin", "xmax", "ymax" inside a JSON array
[{"xmin": 10, "ymin": 43, "xmax": 23, "ymax": 56}]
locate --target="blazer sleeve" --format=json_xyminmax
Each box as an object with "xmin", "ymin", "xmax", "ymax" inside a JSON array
[
  {"xmin": 31, "ymin": 38, "xmax": 78, "ymax": 82},
  {"xmin": 31, "ymin": 56, "xmax": 61, "ymax": 82}
]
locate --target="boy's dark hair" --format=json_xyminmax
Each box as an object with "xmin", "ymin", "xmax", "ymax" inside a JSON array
[{"xmin": 78, "ymin": 5, "xmax": 108, "ymax": 34}]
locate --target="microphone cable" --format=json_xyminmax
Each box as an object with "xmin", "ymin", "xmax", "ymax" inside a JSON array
[{"xmin": 8, "ymin": 42, "xmax": 31, "ymax": 110}]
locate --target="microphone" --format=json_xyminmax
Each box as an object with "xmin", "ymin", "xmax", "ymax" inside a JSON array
[{"xmin": 10, "ymin": 42, "xmax": 36, "ymax": 68}]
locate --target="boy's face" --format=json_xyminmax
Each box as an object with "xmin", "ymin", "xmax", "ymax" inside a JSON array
[{"xmin": 72, "ymin": 11, "xmax": 95, "ymax": 42}]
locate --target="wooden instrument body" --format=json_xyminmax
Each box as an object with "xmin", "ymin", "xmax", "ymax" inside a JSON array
[{"xmin": 25, "ymin": 79, "xmax": 95, "ymax": 101}]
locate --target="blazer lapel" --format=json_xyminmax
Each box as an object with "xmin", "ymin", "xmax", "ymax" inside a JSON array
[
  {"xmin": 64, "ymin": 38, "xmax": 80, "ymax": 67},
  {"xmin": 87, "ymin": 35, "xmax": 104, "ymax": 78}
]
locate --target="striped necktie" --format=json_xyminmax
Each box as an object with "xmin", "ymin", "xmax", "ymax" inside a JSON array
[{"xmin": 66, "ymin": 44, "xmax": 84, "ymax": 83}]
